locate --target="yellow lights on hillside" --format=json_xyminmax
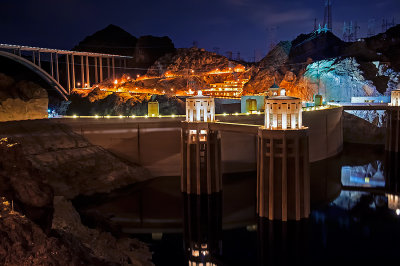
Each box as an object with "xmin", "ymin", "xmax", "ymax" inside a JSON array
[{"xmin": 114, "ymin": 79, "xmax": 118, "ymax": 84}]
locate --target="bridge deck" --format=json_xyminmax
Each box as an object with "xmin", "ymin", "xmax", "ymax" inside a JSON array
[{"xmin": 0, "ymin": 43, "xmax": 133, "ymax": 58}]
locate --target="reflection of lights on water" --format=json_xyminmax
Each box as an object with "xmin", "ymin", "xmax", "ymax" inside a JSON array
[
  {"xmin": 396, "ymin": 209, "xmax": 400, "ymax": 216},
  {"xmin": 246, "ymin": 224, "xmax": 257, "ymax": 231}
]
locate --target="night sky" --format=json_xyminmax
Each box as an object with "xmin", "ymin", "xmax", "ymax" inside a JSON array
[{"xmin": 1, "ymin": 0, "xmax": 399, "ymax": 61}]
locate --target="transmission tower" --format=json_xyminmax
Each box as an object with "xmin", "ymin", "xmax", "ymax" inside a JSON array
[
  {"xmin": 342, "ymin": 21, "xmax": 353, "ymax": 42},
  {"xmin": 314, "ymin": 18, "xmax": 318, "ymax": 31},
  {"xmin": 354, "ymin": 21, "xmax": 360, "ymax": 40},
  {"xmin": 213, "ymin": 47, "xmax": 220, "ymax": 54},
  {"xmin": 382, "ymin": 18, "xmax": 395, "ymax": 32},
  {"xmin": 323, "ymin": 0, "xmax": 333, "ymax": 31},
  {"xmin": 236, "ymin": 52, "xmax": 241, "ymax": 61},
  {"xmin": 367, "ymin": 19, "xmax": 376, "ymax": 37}
]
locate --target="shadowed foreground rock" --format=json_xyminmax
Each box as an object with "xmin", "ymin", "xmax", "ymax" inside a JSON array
[{"xmin": 0, "ymin": 137, "xmax": 153, "ymax": 265}]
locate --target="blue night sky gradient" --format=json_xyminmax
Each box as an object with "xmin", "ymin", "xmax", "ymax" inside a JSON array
[{"xmin": 1, "ymin": 0, "xmax": 399, "ymax": 61}]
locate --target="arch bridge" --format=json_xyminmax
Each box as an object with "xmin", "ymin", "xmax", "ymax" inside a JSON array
[{"xmin": 0, "ymin": 43, "xmax": 133, "ymax": 100}]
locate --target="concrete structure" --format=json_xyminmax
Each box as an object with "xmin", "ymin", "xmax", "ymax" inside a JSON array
[
  {"xmin": 240, "ymin": 95, "xmax": 265, "ymax": 113},
  {"xmin": 352, "ymin": 96, "xmax": 390, "ymax": 104},
  {"xmin": 185, "ymin": 91, "xmax": 215, "ymax": 122},
  {"xmin": 181, "ymin": 91, "xmax": 221, "ymax": 194},
  {"xmin": 147, "ymin": 102, "xmax": 159, "ymax": 117},
  {"xmin": 257, "ymin": 93, "xmax": 310, "ymax": 221},
  {"xmin": 56, "ymin": 107, "xmax": 343, "ymax": 177},
  {"xmin": 386, "ymin": 90, "xmax": 400, "ymax": 152},
  {"xmin": 390, "ymin": 90, "xmax": 400, "ymax": 106},
  {"xmin": 314, "ymin": 94, "xmax": 323, "ymax": 106},
  {"xmin": 264, "ymin": 94, "xmax": 302, "ymax": 130}
]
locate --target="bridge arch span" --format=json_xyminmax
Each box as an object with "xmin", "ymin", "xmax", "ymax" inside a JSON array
[{"xmin": 0, "ymin": 50, "xmax": 68, "ymax": 101}]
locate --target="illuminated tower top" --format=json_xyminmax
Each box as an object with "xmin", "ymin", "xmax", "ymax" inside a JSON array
[
  {"xmin": 186, "ymin": 90, "xmax": 215, "ymax": 122},
  {"xmin": 390, "ymin": 89, "xmax": 400, "ymax": 106},
  {"xmin": 265, "ymin": 89, "xmax": 303, "ymax": 130}
]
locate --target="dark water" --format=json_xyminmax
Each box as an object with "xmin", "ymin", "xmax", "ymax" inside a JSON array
[{"xmin": 76, "ymin": 144, "xmax": 400, "ymax": 265}]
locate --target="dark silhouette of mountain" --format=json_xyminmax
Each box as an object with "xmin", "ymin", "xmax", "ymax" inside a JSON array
[
  {"xmin": 72, "ymin": 24, "xmax": 137, "ymax": 56},
  {"xmin": 289, "ymin": 31, "xmax": 345, "ymax": 63},
  {"xmin": 72, "ymin": 24, "xmax": 176, "ymax": 73}
]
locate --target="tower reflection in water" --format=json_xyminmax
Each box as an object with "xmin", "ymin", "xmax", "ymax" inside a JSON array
[
  {"xmin": 385, "ymin": 152, "xmax": 400, "ymax": 215},
  {"xmin": 257, "ymin": 218, "xmax": 309, "ymax": 265},
  {"xmin": 183, "ymin": 193, "xmax": 222, "ymax": 266}
]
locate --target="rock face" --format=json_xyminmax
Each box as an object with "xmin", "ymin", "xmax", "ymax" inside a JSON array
[
  {"xmin": 0, "ymin": 128, "xmax": 154, "ymax": 265},
  {"xmin": 68, "ymin": 89, "xmax": 185, "ymax": 116},
  {"xmin": 244, "ymin": 25, "xmax": 400, "ymax": 101},
  {"xmin": 0, "ymin": 120, "xmax": 152, "ymax": 199},
  {"xmin": 0, "ymin": 73, "xmax": 48, "ymax": 122},
  {"xmin": 0, "ymin": 137, "xmax": 54, "ymax": 232},
  {"xmin": 0, "ymin": 199, "xmax": 111, "ymax": 265},
  {"xmin": 147, "ymin": 47, "xmax": 241, "ymax": 75}
]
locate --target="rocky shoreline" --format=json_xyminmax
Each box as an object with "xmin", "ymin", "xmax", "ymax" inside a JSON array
[{"xmin": 0, "ymin": 121, "xmax": 154, "ymax": 265}]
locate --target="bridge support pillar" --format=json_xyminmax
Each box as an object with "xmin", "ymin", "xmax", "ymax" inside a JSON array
[
  {"xmin": 66, "ymin": 54, "xmax": 70, "ymax": 94},
  {"xmin": 80, "ymin": 56, "xmax": 84, "ymax": 88},
  {"xmin": 50, "ymin": 53, "xmax": 54, "ymax": 77},
  {"xmin": 99, "ymin": 56, "xmax": 103, "ymax": 82},
  {"xmin": 94, "ymin": 57, "xmax": 98, "ymax": 84},
  {"xmin": 112, "ymin": 57, "xmax": 115, "ymax": 80},
  {"xmin": 257, "ymin": 128, "xmax": 310, "ymax": 221},
  {"xmin": 37, "ymin": 50, "xmax": 41, "ymax": 68},
  {"xmin": 107, "ymin": 57, "xmax": 111, "ymax": 79},
  {"xmin": 85, "ymin": 56, "xmax": 90, "ymax": 88},
  {"xmin": 55, "ymin": 52, "xmax": 59, "ymax": 82},
  {"xmin": 181, "ymin": 122, "xmax": 222, "ymax": 195},
  {"xmin": 386, "ymin": 108, "xmax": 400, "ymax": 153},
  {"xmin": 71, "ymin": 55, "xmax": 75, "ymax": 89}
]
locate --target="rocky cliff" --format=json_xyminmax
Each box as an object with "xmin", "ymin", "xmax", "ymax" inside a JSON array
[
  {"xmin": 244, "ymin": 25, "xmax": 400, "ymax": 101},
  {"xmin": 0, "ymin": 137, "xmax": 153, "ymax": 265},
  {"xmin": 0, "ymin": 73, "xmax": 48, "ymax": 122}
]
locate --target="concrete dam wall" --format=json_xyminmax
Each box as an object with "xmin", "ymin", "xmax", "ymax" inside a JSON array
[{"xmin": 56, "ymin": 107, "xmax": 343, "ymax": 177}]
